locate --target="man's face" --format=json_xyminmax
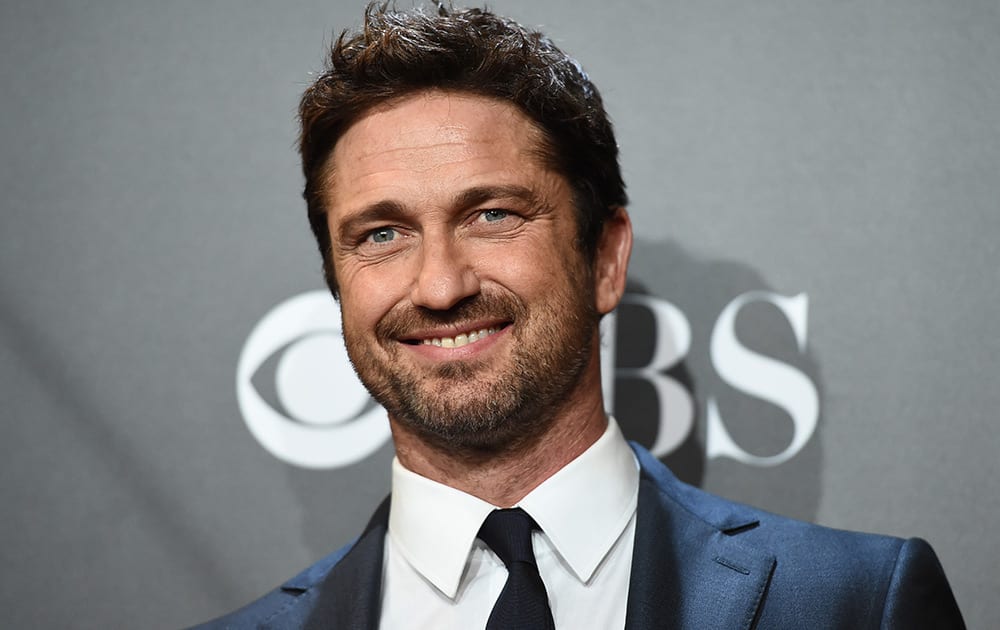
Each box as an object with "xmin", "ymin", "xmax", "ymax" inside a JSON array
[{"xmin": 323, "ymin": 91, "xmax": 613, "ymax": 453}]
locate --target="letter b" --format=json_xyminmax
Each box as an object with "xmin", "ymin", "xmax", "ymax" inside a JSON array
[{"xmin": 604, "ymin": 294, "xmax": 695, "ymax": 457}]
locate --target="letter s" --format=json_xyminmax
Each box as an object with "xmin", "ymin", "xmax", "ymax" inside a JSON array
[{"xmin": 706, "ymin": 291, "xmax": 819, "ymax": 466}]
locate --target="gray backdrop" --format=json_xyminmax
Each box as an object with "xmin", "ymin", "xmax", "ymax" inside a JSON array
[{"xmin": 1, "ymin": 1, "xmax": 996, "ymax": 628}]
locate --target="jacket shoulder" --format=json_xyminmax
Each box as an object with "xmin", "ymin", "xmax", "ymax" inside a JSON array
[
  {"xmin": 632, "ymin": 440, "xmax": 900, "ymax": 549},
  {"xmin": 190, "ymin": 497, "xmax": 391, "ymax": 630},
  {"xmin": 187, "ymin": 542, "xmax": 357, "ymax": 630},
  {"xmin": 630, "ymin": 442, "xmax": 965, "ymax": 628}
]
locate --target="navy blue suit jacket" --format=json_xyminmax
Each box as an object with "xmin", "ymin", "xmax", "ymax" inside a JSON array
[{"xmin": 196, "ymin": 444, "xmax": 964, "ymax": 629}]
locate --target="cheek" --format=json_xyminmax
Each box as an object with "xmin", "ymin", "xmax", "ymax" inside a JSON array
[
  {"xmin": 483, "ymin": 251, "xmax": 575, "ymax": 303},
  {"xmin": 336, "ymin": 269, "xmax": 400, "ymax": 334},
  {"xmin": 479, "ymin": 224, "xmax": 575, "ymax": 281}
]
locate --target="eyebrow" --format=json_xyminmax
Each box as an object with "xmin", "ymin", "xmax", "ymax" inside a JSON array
[
  {"xmin": 336, "ymin": 184, "xmax": 544, "ymax": 242},
  {"xmin": 453, "ymin": 184, "xmax": 541, "ymax": 209}
]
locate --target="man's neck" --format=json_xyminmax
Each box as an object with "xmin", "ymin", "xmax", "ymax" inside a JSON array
[{"xmin": 390, "ymin": 392, "xmax": 608, "ymax": 507}]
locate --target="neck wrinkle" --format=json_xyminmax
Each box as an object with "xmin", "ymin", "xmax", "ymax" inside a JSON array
[{"xmin": 391, "ymin": 390, "xmax": 608, "ymax": 507}]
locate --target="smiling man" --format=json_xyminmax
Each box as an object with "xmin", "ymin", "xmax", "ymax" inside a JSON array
[
  {"xmin": 196, "ymin": 4, "xmax": 964, "ymax": 629},
  {"xmin": 328, "ymin": 92, "xmax": 625, "ymax": 494}
]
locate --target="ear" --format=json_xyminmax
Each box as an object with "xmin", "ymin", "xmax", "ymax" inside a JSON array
[{"xmin": 593, "ymin": 206, "xmax": 633, "ymax": 315}]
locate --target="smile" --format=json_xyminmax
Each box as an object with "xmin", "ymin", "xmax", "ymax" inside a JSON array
[{"xmin": 420, "ymin": 326, "xmax": 502, "ymax": 348}]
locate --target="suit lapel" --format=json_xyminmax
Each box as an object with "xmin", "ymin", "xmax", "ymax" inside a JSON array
[
  {"xmin": 625, "ymin": 449, "xmax": 775, "ymax": 630},
  {"xmin": 301, "ymin": 498, "xmax": 390, "ymax": 630},
  {"xmin": 288, "ymin": 448, "xmax": 774, "ymax": 629}
]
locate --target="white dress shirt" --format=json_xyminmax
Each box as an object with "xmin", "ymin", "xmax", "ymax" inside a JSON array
[{"xmin": 379, "ymin": 418, "xmax": 640, "ymax": 629}]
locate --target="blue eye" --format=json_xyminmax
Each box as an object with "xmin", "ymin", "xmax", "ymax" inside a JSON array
[
  {"xmin": 481, "ymin": 209, "xmax": 509, "ymax": 222},
  {"xmin": 369, "ymin": 227, "xmax": 397, "ymax": 243}
]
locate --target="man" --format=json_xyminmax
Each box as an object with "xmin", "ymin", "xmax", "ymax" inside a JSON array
[{"xmin": 199, "ymin": 4, "xmax": 964, "ymax": 628}]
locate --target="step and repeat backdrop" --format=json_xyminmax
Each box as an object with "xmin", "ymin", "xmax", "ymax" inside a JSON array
[{"xmin": 1, "ymin": 1, "xmax": 997, "ymax": 628}]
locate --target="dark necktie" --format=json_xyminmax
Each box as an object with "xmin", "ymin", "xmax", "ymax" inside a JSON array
[{"xmin": 477, "ymin": 508, "xmax": 556, "ymax": 630}]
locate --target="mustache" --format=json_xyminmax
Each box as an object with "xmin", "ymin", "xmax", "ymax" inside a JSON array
[{"xmin": 376, "ymin": 292, "xmax": 528, "ymax": 340}]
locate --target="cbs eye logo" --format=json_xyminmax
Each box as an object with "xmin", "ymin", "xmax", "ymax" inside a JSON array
[{"xmin": 236, "ymin": 291, "xmax": 391, "ymax": 468}]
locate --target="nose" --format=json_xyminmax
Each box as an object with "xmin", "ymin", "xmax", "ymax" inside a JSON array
[{"xmin": 409, "ymin": 237, "xmax": 480, "ymax": 310}]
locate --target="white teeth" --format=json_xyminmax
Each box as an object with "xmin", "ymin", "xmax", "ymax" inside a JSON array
[{"xmin": 420, "ymin": 327, "xmax": 498, "ymax": 348}]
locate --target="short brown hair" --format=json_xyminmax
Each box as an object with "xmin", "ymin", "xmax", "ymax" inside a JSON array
[{"xmin": 299, "ymin": 2, "xmax": 627, "ymax": 296}]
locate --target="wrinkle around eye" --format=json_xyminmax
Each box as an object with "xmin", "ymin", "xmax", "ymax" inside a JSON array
[
  {"xmin": 352, "ymin": 226, "xmax": 414, "ymax": 259},
  {"xmin": 468, "ymin": 208, "xmax": 527, "ymax": 236}
]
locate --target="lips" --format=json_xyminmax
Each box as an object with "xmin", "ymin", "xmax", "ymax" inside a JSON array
[{"xmin": 376, "ymin": 292, "xmax": 526, "ymax": 351}]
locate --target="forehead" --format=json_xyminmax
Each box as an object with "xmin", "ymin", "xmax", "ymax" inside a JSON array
[{"xmin": 322, "ymin": 91, "xmax": 556, "ymax": 215}]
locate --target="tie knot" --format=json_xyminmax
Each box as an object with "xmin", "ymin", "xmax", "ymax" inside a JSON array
[{"xmin": 477, "ymin": 508, "xmax": 539, "ymax": 567}]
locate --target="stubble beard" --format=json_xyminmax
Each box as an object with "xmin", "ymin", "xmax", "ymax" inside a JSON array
[{"xmin": 342, "ymin": 275, "xmax": 599, "ymax": 456}]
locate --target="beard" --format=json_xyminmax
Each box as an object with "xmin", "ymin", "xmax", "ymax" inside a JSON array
[{"xmin": 341, "ymin": 269, "xmax": 600, "ymax": 455}]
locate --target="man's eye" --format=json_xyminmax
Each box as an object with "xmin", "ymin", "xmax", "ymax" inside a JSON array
[
  {"xmin": 480, "ymin": 209, "xmax": 509, "ymax": 222},
  {"xmin": 367, "ymin": 227, "xmax": 397, "ymax": 244}
]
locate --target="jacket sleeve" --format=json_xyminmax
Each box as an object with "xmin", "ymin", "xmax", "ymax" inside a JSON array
[{"xmin": 880, "ymin": 537, "xmax": 965, "ymax": 629}]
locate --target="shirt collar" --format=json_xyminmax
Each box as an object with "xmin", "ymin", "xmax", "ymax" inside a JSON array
[
  {"xmin": 387, "ymin": 455, "xmax": 495, "ymax": 599},
  {"xmin": 387, "ymin": 417, "xmax": 639, "ymax": 598},
  {"xmin": 518, "ymin": 417, "xmax": 639, "ymax": 583}
]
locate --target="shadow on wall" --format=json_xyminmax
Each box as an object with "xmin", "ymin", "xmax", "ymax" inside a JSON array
[{"xmin": 620, "ymin": 238, "xmax": 825, "ymax": 524}]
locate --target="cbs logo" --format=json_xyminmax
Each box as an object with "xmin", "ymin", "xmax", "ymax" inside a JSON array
[{"xmin": 236, "ymin": 292, "xmax": 390, "ymax": 468}]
